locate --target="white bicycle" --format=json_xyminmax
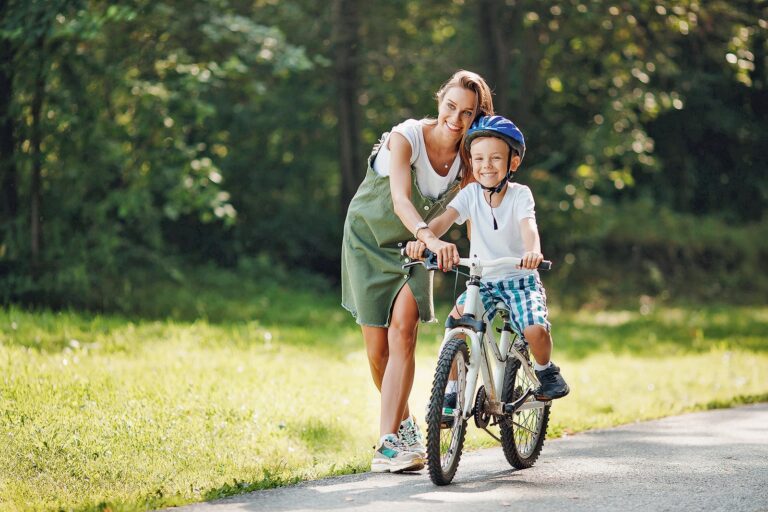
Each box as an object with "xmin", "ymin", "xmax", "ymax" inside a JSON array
[{"xmin": 403, "ymin": 249, "xmax": 553, "ymax": 485}]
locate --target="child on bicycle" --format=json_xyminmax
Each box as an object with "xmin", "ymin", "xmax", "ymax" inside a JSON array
[{"xmin": 406, "ymin": 115, "xmax": 569, "ymax": 401}]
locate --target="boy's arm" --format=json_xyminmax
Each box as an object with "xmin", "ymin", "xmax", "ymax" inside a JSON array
[
  {"xmin": 519, "ymin": 217, "xmax": 544, "ymax": 269},
  {"xmin": 405, "ymin": 207, "xmax": 459, "ymax": 260},
  {"xmin": 427, "ymin": 207, "xmax": 460, "ymax": 238}
]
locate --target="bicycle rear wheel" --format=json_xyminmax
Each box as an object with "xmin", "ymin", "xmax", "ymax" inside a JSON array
[
  {"xmin": 426, "ymin": 337, "xmax": 468, "ymax": 485},
  {"xmin": 500, "ymin": 353, "xmax": 550, "ymax": 469}
]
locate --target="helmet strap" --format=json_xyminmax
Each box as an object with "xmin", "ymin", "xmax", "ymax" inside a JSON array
[
  {"xmin": 480, "ymin": 175, "xmax": 508, "ymax": 230},
  {"xmin": 478, "ymin": 150, "xmax": 515, "ymax": 231}
]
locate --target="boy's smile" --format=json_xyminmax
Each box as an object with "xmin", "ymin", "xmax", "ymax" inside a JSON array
[{"xmin": 470, "ymin": 137, "xmax": 520, "ymax": 191}]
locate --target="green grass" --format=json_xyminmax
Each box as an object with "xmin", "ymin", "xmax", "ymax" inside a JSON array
[{"xmin": 1, "ymin": 270, "xmax": 767, "ymax": 511}]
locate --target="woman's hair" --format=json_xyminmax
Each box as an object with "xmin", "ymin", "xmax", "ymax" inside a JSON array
[{"xmin": 430, "ymin": 70, "xmax": 496, "ymax": 188}]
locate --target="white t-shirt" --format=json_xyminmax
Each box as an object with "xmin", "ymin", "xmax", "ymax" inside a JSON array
[
  {"xmin": 372, "ymin": 119, "xmax": 461, "ymax": 200},
  {"xmin": 448, "ymin": 182, "xmax": 537, "ymax": 281}
]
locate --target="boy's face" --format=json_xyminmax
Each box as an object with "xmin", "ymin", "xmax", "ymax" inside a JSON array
[{"xmin": 469, "ymin": 137, "xmax": 520, "ymax": 188}]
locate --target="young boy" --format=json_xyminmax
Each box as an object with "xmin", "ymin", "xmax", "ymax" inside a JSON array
[{"xmin": 406, "ymin": 115, "xmax": 569, "ymax": 400}]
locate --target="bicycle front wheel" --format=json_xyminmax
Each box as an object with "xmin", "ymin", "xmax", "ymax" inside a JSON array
[
  {"xmin": 426, "ymin": 337, "xmax": 469, "ymax": 485},
  {"xmin": 500, "ymin": 356, "xmax": 550, "ymax": 469}
]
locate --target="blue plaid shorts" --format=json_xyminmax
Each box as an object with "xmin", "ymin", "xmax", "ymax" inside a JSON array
[{"xmin": 456, "ymin": 274, "xmax": 551, "ymax": 337}]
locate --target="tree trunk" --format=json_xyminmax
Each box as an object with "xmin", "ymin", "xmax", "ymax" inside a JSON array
[
  {"xmin": 478, "ymin": 0, "xmax": 509, "ymax": 115},
  {"xmin": 0, "ymin": 39, "xmax": 17, "ymax": 223},
  {"xmin": 516, "ymin": 26, "xmax": 539, "ymax": 130},
  {"xmin": 332, "ymin": 0, "xmax": 362, "ymax": 214},
  {"xmin": 30, "ymin": 35, "xmax": 46, "ymax": 268}
]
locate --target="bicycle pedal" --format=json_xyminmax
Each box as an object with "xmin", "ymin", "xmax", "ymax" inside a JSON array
[{"xmin": 503, "ymin": 388, "xmax": 534, "ymax": 414}]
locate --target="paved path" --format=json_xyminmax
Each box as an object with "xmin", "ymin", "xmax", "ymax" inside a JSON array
[{"xmin": 176, "ymin": 403, "xmax": 768, "ymax": 512}]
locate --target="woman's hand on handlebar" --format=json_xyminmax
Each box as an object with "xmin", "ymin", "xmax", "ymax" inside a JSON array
[
  {"xmin": 426, "ymin": 239, "xmax": 459, "ymax": 271},
  {"xmin": 405, "ymin": 240, "xmax": 426, "ymax": 260}
]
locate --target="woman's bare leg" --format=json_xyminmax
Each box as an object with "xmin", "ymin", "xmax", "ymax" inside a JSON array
[
  {"xmin": 362, "ymin": 326, "xmax": 389, "ymax": 391},
  {"xmin": 361, "ymin": 321, "xmax": 412, "ymax": 434},
  {"xmin": 378, "ymin": 284, "xmax": 420, "ymax": 436}
]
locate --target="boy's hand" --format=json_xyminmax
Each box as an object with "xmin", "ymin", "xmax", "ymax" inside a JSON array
[
  {"xmin": 520, "ymin": 251, "xmax": 544, "ymax": 270},
  {"xmin": 405, "ymin": 240, "xmax": 426, "ymax": 260}
]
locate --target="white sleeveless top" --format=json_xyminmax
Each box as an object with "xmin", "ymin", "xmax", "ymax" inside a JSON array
[{"xmin": 372, "ymin": 119, "xmax": 461, "ymax": 200}]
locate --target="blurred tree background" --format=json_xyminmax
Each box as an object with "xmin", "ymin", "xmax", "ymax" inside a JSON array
[{"xmin": 1, "ymin": 0, "xmax": 766, "ymax": 310}]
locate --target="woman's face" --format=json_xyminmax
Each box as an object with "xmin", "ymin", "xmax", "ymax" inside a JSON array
[{"xmin": 436, "ymin": 86, "xmax": 477, "ymax": 137}]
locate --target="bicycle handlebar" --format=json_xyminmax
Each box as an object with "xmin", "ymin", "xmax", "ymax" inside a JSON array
[{"xmin": 400, "ymin": 248, "xmax": 552, "ymax": 272}]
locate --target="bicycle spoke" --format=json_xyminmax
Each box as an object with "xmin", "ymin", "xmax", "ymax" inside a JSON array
[
  {"xmin": 511, "ymin": 420, "xmax": 537, "ymax": 435},
  {"xmin": 500, "ymin": 354, "xmax": 550, "ymax": 468}
]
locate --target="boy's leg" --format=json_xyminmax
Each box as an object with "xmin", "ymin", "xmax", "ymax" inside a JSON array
[
  {"xmin": 445, "ymin": 304, "xmax": 463, "ymax": 406},
  {"xmin": 445, "ymin": 287, "xmax": 494, "ymax": 406},
  {"xmin": 523, "ymin": 324, "xmax": 552, "ymax": 366},
  {"xmin": 504, "ymin": 278, "xmax": 569, "ymax": 400}
]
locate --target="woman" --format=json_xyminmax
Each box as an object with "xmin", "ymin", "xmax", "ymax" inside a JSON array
[{"xmin": 341, "ymin": 70, "xmax": 494, "ymax": 473}]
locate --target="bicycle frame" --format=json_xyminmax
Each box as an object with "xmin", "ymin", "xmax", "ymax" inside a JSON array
[{"xmin": 438, "ymin": 255, "xmax": 549, "ymax": 421}]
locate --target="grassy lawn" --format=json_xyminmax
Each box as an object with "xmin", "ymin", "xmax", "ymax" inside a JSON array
[{"xmin": 1, "ymin": 271, "xmax": 767, "ymax": 511}]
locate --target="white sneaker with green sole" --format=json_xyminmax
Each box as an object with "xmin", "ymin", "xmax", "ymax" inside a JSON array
[{"xmin": 371, "ymin": 434, "xmax": 424, "ymax": 473}]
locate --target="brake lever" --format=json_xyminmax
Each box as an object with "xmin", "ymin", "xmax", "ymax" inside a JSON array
[{"xmin": 401, "ymin": 248, "xmax": 441, "ymax": 271}]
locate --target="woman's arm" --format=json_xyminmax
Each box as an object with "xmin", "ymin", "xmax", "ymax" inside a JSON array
[
  {"xmin": 405, "ymin": 207, "xmax": 459, "ymax": 260},
  {"xmin": 389, "ymin": 132, "xmax": 459, "ymax": 269},
  {"xmin": 519, "ymin": 217, "xmax": 544, "ymax": 269}
]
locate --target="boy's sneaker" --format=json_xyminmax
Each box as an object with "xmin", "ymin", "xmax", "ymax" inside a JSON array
[
  {"xmin": 534, "ymin": 363, "xmax": 570, "ymax": 400},
  {"xmin": 441, "ymin": 392, "xmax": 458, "ymax": 427},
  {"xmin": 371, "ymin": 434, "xmax": 424, "ymax": 473},
  {"xmin": 398, "ymin": 417, "xmax": 426, "ymax": 458}
]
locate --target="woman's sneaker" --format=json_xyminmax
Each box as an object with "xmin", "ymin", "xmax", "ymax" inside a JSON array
[
  {"xmin": 371, "ymin": 434, "xmax": 424, "ymax": 473},
  {"xmin": 398, "ymin": 417, "xmax": 426, "ymax": 458}
]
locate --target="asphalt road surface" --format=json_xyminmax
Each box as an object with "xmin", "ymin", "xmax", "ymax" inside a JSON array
[{"xmin": 175, "ymin": 403, "xmax": 768, "ymax": 512}]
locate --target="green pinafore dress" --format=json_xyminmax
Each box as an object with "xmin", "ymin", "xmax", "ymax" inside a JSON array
[{"xmin": 341, "ymin": 134, "xmax": 461, "ymax": 327}]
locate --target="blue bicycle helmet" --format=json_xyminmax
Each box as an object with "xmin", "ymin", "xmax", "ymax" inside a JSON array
[{"xmin": 464, "ymin": 115, "xmax": 526, "ymax": 161}]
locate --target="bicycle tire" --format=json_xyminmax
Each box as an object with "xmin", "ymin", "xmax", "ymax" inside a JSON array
[
  {"xmin": 499, "ymin": 352, "xmax": 550, "ymax": 469},
  {"xmin": 426, "ymin": 337, "xmax": 469, "ymax": 485}
]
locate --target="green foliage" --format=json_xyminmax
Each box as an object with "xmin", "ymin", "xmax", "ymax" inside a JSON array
[
  {"xmin": 1, "ymin": 0, "xmax": 316, "ymax": 304},
  {"xmin": 1, "ymin": 1, "xmax": 766, "ymax": 307},
  {"xmin": 538, "ymin": 198, "xmax": 768, "ymax": 306}
]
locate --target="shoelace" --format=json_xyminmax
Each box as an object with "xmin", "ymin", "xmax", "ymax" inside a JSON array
[
  {"xmin": 383, "ymin": 434, "xmax": 409, "ymax": 450},
  {"xmin": 399, "ymin": 423, "xmax": 420, "ymax": 446}
]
